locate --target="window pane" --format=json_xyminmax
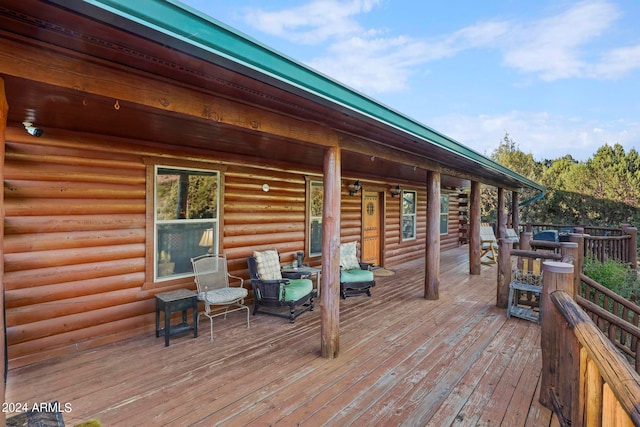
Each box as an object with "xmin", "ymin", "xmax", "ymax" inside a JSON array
[
  {"xmin": 309, "ymin": 181, "xmax": 323, "ymax": 256},
  {"xmin": 157, "ymin": 222, "xmax": 215, "ymax": 279},
  {"xmin": 402, "ymin": 191, "xmax": 415, "ymax": 215},
  {"xmin": 440, "ymin": 214, "xmax": 448, "ymax": 234},
  {"xmin": 402, "ymin": 216, "xmax": 415, "ymax": 239},
  {"xmin": 440, "ymin": 194, "xmax": 449, "ymax": 214},
  {"xmin": 156, "ymin": 168, "xmax": 218, "ymax": 220}
]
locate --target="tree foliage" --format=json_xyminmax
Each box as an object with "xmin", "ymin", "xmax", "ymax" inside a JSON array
[{"xmin": 486, "ymin": 133, "xmax": 640, "ymax": 228}]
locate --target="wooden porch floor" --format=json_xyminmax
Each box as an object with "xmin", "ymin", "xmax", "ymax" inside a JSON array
[{"xmin": 6, "ymin": 247, "xmax": 554, "ymax": 426}]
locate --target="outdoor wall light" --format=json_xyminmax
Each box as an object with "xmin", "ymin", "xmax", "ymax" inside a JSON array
[
  {"xmin": 390, "ymin": 185, "xmax": 402, "ymax": 198},
  {"xmin": 349, "ymin": 180, "xmax": 362, "ymax": 196}
]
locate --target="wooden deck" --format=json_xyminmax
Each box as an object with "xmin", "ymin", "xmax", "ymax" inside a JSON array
[{"xmin": 5, "ymin": 247, "xmax": 554, "ymax": 426}]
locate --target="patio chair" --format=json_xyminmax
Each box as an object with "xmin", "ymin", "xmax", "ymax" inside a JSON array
[
  {"xmin": 191, "ymin": 253, "xmax": 250, "ymax": 341},
  {"xmin": 480, "ymin": 223, "xmax": 498, "ymax": 265},
  {"xmin": 339, "ymin": 241, "xmax": 375, "ymax": 299},
  {"xmin": 505, "ymin": 228, "xmax": 520, "ymax": 247},
  {"xmin": 246, "ymin": 249, "xmax": 314, "ymax": 323}
]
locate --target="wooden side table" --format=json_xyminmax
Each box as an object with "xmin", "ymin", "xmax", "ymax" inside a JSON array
[{"xmin": 155, "ymin": 289, "xmax": 198, "ymax": 346}]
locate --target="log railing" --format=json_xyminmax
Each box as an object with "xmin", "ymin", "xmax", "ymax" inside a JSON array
[
  {"xmin": 522, "ymin": 223, "xmax": 637, "ymax": 267},
  {"xmin": 541, "ymin": 262, "xmax": 640, "ymax": 426},
  {"xmin": 578, "ymin": 273, "xmax": 640, "ymax": 373}
]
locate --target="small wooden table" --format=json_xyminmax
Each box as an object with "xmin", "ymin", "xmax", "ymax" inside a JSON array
[{"xmin": 155, "ymin": 289, "xmax": 198, "ymax": 346}]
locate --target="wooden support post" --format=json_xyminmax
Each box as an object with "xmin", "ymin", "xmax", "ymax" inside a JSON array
[
  {"xmin": 425, "ymin": 171, "xmax": 440, "ymax": 300},
  {"xmin": 569, "ymin": 233, "xmax": 585, "ymax": 293},
  {"xmin": 497, "ymin": 187, "xmax": 506, "ymax": 240},
  {"xmin": 540, "ymin": 261, "xmax": 575, "ymax": 416},
  {"xmin": 469, "ymin": 181, "xmax": 481, "ymax": 275},
  {"xmin": 520, "ymin": 231, "xmax": 532, "ymax": 251},
  {"xmin": 321, "ymin": 146, "xmax": 341, "ymax": 359},
  {"xmin": 0, "ymin": 77, "xmax": 7, "ymax": 426},
  {"xmin": 511, "ymin": 191, "xmax": 519, "ymax": 233},
  {"xmin": 497, "ymin": 239, "xmax": 512, "ymax": 309},
  {"xmin": 623, "ymin": 226, "xmax": 637, "ymax": 271}
]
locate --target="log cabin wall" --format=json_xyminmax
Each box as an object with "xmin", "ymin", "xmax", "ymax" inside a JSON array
[{"xmin": 3, "ymin": 125, "xmax": 461, "ymax": 367}]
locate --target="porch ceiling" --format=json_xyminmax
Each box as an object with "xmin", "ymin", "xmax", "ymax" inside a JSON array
[{"xmin": 0, "ymin": 0, "xmax": 525, "ymax": 191}]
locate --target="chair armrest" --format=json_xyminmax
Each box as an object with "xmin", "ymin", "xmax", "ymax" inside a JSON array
[
  {"xmin": 359, "ymin": 262, "xmax": 373, "ymax": 271},
  {"xmin": 282, "ymin": 271, "xmax": 304, "ymax": 279},
  {"xmin": 227, "ymin": 273, "xmax": 244, "ymax": 287},
  {"xmin": 251, "ymin": 279, "xmax": 289, "ymax": 301}
]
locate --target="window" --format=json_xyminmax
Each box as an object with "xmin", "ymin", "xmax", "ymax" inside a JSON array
[
  {"xmin": 440, "ymin": 194, "xmax": 449, "ymax": 235},
  {"xmin": 402, "ymin": 190, "xmax": 416, "ymax": 240},
  {"xmin": 154, "ymin": 166, "xmax": 219, "ymax": 281},
  {"xmin": 309, "ymin": 181, "xmax": 323, "ymax": 256}
]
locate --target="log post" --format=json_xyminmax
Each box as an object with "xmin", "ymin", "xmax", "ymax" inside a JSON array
[
  {"xmin": 520, "ymin": 231, "xmax": 532, "ymax": 251},
  {"xmin": 623, "ymin": 226, "xmax": 637, "ymax": 271},
  {"xmin": 540, "ymin": 261, "xmax": 575, "ymax": 417},
  {"xmin": 0, "ymin": 77, "xmax": 7, "ymax": 427},
  {"xmin": 497, "ymin": 187, "xmax": 506, "ymax": 240},
  {"xmin": 321, "ymin": 146, "xmax": 341, "ymax": 359},
  {"xmin": 425, "ymin": 171, "xmax": 440, "ymax": 299},
  {"xmin": 469, "ymin": 181, "xmax": 481, "ymax": 275},
  {"xmin": 497, "ymin": 238, "xmax": 512, "ymax": 309},
  {"xmin": 569, "ymin": 233, "xmax": 585, "ymax": 294},
  {"xmin": 511, "ymin": 191, "xmax": 519, "ymax": 233}
]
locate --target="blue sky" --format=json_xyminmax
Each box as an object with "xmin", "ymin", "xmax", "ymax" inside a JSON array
[{"xmin": 179, "ymin": 0, "xmax": 640, "ymax": 162}]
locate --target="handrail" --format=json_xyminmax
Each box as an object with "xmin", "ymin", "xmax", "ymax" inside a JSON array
[
  {"xmin": 551, "ymin": 290, "xmax": 640, "ymax": 425},
  {"xmin": 578, "ymin": 273, "xmax": 640, "ymax": 373}
]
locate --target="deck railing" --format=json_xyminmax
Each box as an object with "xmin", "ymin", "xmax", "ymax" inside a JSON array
[
  {"xmin": 577, "ymin": 273, "xmax": 640, "ymax": 373},
  {"xmin": 541, "ymin": 262, "xmax": 640, "ymax": 426},
  {"xmin": 521, "ymin": 223, "xmax": 637, "ymax": 267}
]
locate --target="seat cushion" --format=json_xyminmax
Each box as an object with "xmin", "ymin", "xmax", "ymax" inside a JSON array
[
  {"xmin": 340, "ymin": 241, "xmax": 361, "ymax": 270},
  {"xmin": 341, "ymin": 268, "xmax": 374, "ymax": 283},
  {"xmin": 199, "ymin": 287, "xmax": 248, "ymax": 304},
  {"xmin": 253, "ymin": 249, "xmax": 282, "ymax": 280},
  {"xmin": 282, "ymin": 279, "xmax": 313, "ymax": 301}
]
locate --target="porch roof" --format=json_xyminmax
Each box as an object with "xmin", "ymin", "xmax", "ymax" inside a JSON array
[{"xmin": 44, "ymin": 0, "xmax": 543, "ymax": 193}]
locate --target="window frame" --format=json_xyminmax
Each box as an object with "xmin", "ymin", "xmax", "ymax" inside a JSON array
[
  {"xmin": 440, "ymin": 193, "xmax": 449, "ymax": 235},
  {"xmin": 144, "ymin": 158, "xmax": 225, "ymax": 289},
  {"xmin": 306, "ymin": 179, "xmax": 323, "ymax": 258},
  {"xmin": 401, "ymin": 190, "xmax": 417, "ymax": 241}
]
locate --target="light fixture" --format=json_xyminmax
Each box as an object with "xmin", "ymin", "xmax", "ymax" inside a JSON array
[
  {"xmin": 22, "ymin": 121, "xmax": 43, "ymax": 137},
  {"xmin": 349, "ymin": 180, "xmax": 362, "ymax": 196},
  {"xmin": 199, "ymin": 228, "xmax": 214, "ymax": 253},
  {"xmin": 390, "ymin": 185, "xmax": 402, "ymax": 198}
]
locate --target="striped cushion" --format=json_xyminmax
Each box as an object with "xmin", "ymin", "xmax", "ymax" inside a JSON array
[{"xmin": 253, "ymin": 249, "xmax": 282, "ymax": 280}]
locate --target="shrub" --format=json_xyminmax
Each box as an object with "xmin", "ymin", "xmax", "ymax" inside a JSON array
[{"xmin": 583, "ymin": 257, "xmax": 639, "ymax": 301}]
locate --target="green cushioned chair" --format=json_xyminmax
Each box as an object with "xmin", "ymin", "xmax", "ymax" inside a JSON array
[
  {"xmin": 247, "ymin": 249, "xmax": 314, "ymax": 323},
  {"xmin": 339, "ymin": 241, "xmax": 375, "ymax": 299}
]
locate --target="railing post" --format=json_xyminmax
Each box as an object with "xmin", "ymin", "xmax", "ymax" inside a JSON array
[
  {"xmin": 497, "ymin": 238, "xmax": 512, "ymax": 309},
  {"xmin": 560, "ymin": 241, "xmax": 580, "ymax": 295},
  {"xmin": 520, "ymin": 231, "xmax": 532, "ymax": 251},
  {"xmin": 623, "ymin": 225, "xmax": 637, "ymax": 271},
  {"xmin": 526, "ymin": 222, "xmax": 533, "ymax": 233},
  {"xmin": 540, "ymin": 261, "xmax": 576, "ymax": 423},
  {"xmin": 569, "ymin": 233, "xmax": 584, "ymax": 293}
]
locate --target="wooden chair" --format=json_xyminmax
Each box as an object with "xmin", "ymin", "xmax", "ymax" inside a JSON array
[
  {"xmin": 246, "ymin": 249, "xmax": 314, "ymax": 323},
  {"xmin": 191, "ymin": 254, "xmax": 250, "ymax": 341},
  {"xmin": 505, "ymin": 228, "xmax": 520, "ymax": 247},
  {"xmin": 339, "ymin": 241, "xmax": 375, "ymax": 299},
  {"xmin": 507, "ymin": 257, "xmax": 543, "ymax": 323},
  {"xmin": 480, "ymin": 223, "xmax": 499, "ymax": 265}
]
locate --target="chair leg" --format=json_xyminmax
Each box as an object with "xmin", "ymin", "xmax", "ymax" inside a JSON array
[
  {"xmin": 209, "ymin": 317, "xmax": 214, "ymax": 342},
  {"xmin": 289, "ymin": 303, "xmax": 296, "ymax": 323}
]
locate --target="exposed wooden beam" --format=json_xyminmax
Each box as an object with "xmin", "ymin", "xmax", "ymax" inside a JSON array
[{"xmin": 0, "ymin": 35, "xmax": 340, "ymax": 148}]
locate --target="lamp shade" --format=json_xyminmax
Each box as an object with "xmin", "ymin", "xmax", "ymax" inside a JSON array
[{"xmin": 199, "ymin": 228, "xmax": 214, "ymax": 247}]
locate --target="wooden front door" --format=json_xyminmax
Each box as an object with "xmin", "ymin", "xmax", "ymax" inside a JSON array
[{"xmin": 362, "ymin": 191, "xmax": 381, "ymax": 266}]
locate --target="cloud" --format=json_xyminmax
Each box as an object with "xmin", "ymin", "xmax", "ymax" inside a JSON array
[
  {"xmin": 502, "ymin": 0, "xmax": 621, "ymax": 81},
  {"xmin": 242, "ymin": 0, "xmax": 640, "ymax": 92},
  {"xmin": 243, "ymin": 0, "xmax": 381, "ymax": 44},
  {"xmin": 429, "ymin": 111, "xmax": 640, "ymax": 161}
]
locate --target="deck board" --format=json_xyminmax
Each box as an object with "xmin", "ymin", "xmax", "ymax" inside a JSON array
[{"xmin": 5, "ymin": 246, "xmax": 553, "ymax": 426}]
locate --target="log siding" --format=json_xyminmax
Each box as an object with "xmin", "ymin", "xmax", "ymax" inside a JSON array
[{"xmin": 2, "ymin": 126, "xmax": 466, "ymax": 366}]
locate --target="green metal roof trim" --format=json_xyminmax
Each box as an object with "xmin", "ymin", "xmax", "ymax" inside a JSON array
[{"xmin": 81, "ymin": 0, "xmax": 544, "ymax": 193}]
